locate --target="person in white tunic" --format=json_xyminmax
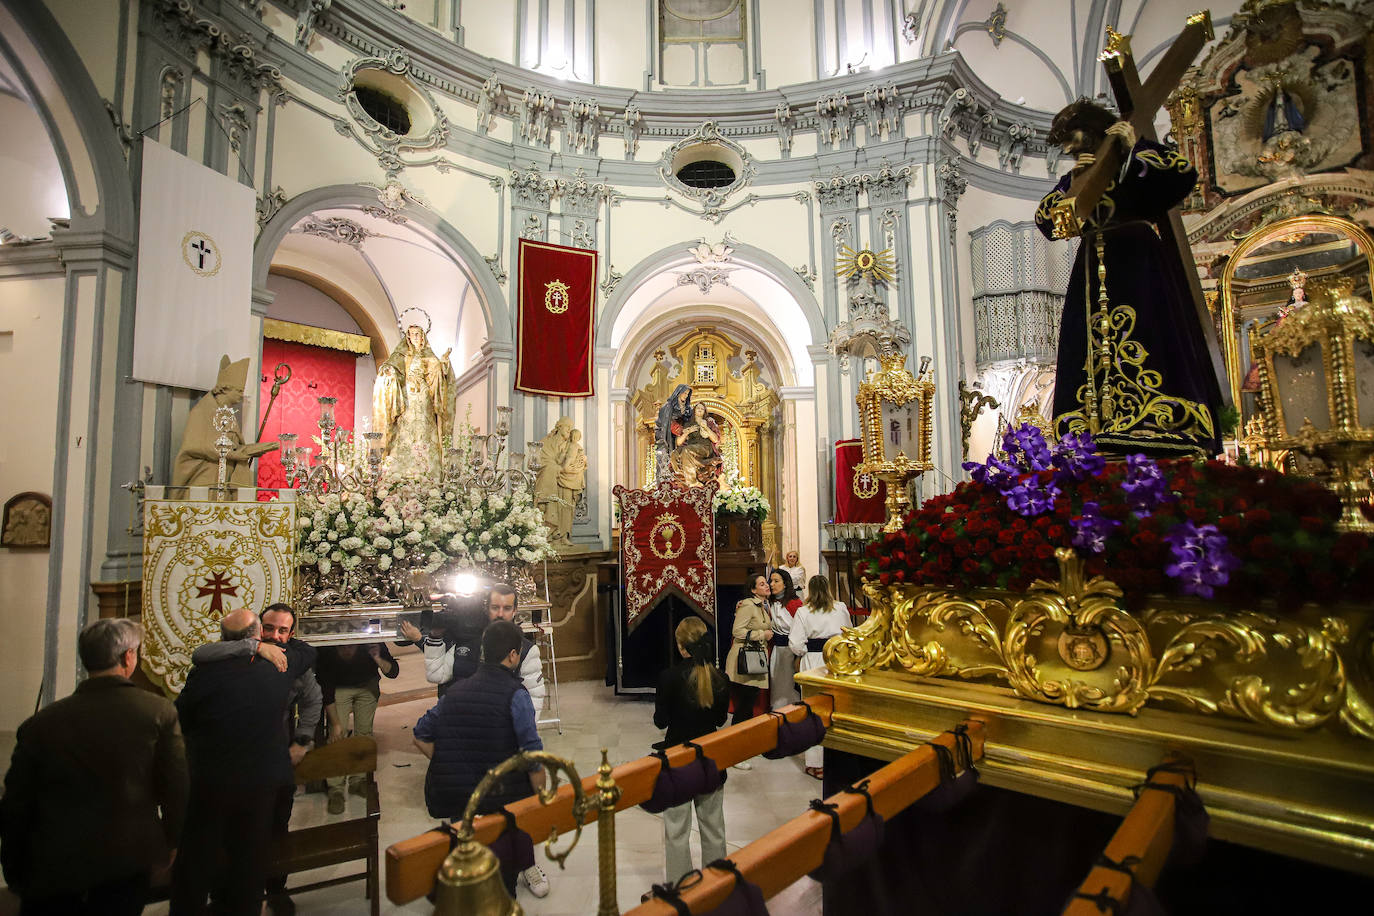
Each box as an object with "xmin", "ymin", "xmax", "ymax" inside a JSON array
[
  {"xmin": 767, "ymin": 569, "xmax": 803, "ymax": 710},
  {"xmin": 789, "ymin": 575, "xmax": 851, "ymax": 780}
]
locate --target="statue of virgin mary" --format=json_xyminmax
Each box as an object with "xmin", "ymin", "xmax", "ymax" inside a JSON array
[{"xmin": 374, "ymin": 313, "xmax": 457, "ymax": 485}]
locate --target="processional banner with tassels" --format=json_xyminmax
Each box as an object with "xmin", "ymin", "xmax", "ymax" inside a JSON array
[
  {"xmin": 834, "ymin": 438, "xmax": 886, "ymax": 524},
  {"xmin": 515, "ymin": 238, "xmax": 597, "ymax": 397},
  {"xmin": 141, "ymin": 490, "xmax": 296, "ymax": 694},
  {"xmin": 614, "ymin": 480, "xmax": 716, "ymax": 631}
]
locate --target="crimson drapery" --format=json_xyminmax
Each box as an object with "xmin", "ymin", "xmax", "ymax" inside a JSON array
[
  {"xmin": 834, "ymin": 438, "xmax": 886, "ymax": 524},
  {"xmin": 614, "ymin": 480, "xmax": 716, "ymax": 632},
  {"xmin": 256, "ymin": 338, "xmax": 358, "ymax": 490},
  {"xmin": 515, "ymin": 238, "xmax": 597, "ymax": 397}
]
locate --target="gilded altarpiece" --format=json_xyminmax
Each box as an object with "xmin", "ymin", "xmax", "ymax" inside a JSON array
[
  {"xmin": 629, "ymin": 328, "xmax": 781, "ymax": 554},
  {"xmin": 141, "ymin": 491, "xmax": 296, "ymax": 694}
]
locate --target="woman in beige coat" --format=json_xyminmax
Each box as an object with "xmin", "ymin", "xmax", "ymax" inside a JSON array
[{"xmin": 724, "ymin": 573, "xmax": 772, "ymax": 735}]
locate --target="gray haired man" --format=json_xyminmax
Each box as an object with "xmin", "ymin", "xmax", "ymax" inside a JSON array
[{"xmin": 0, "ymin": 618, "xmax": 187, "ymax": 915}]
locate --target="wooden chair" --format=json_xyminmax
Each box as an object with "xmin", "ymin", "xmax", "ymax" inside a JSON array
[{"xmin": 268, "ymin": 735, "xmax": 381, "ymax": 916}]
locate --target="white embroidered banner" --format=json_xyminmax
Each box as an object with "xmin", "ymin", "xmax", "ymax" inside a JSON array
[
  {"xmin": 142, "ymin": 494, "xmax": 295, "ymax": 694},
  {"xmin": 132, "ymin": 139, "xmax": 254, "ymax": 390}
]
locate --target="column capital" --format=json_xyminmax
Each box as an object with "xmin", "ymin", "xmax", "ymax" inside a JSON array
[{"xmin": 251, "ymin": 286, "xmax": 275, "ymax": 318}]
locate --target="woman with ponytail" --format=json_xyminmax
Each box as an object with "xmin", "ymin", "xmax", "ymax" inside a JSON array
[
  {"xmin": 654, "ymin": 617, "xmax": 730, "ymax": 882},
  {"xmin": 789, "ymin": 576, "xmax": 852, "ymax": 779}
]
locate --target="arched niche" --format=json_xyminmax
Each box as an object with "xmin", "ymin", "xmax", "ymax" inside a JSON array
[
  {"xmin": 600, "ymin": 239, "xmax": 827, "ymax": 382},
  {"xmin": 254, "ymin": 184, "xmax": 510, "ymax": 346}
]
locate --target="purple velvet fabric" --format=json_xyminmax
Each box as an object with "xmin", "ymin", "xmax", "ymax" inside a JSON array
[
  {"xmin": 640, "ymin": 742, "xmax": 727, "ymax": 814},
  {"xmin": 762, "ymin": 708, "xmax": 826, "ymax": 759}
]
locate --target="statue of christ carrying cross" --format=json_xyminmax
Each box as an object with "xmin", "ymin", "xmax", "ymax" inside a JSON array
[{"xmin": 1038, "ymin": 14, "xmax": 1229, "ymax": 458}]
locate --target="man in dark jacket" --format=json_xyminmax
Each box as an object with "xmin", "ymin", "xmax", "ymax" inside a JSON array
[
  {"xmin": 316, "ymin": 641, "xmax": 398, "ymax": 813},
  {"xmin": 170, "ymin": 608, "xmax": 316, "ymax": 915},
  {"xmin": 412, "ymin": 620, "xmax": 549, "ymax": 897},
  {"xmin": 0, "ymin": 618, "xmax": 187, "ymax": 915}
]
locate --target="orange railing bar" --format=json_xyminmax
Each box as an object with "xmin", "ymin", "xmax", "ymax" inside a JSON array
[
  {"xmin": 384, "ymin": 696, "xmax": 834, "ymax": 904},
  {"xmin": 1061, "ymin": 758, "xmax": 1193, "ymax": 916},
  {"xmin": 624, "ymin": 720, "xmax": 986, "ymax": 915}
]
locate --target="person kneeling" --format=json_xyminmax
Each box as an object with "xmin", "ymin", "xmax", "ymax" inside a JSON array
[{"xmin": 412, "ymin": 620, "xmax": 551, "ymax": 899}]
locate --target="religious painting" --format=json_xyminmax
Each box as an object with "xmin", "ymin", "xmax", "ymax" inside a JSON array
[{"xmin": 1, "ymin": 492, "xmax": 51, "ymax": 549}]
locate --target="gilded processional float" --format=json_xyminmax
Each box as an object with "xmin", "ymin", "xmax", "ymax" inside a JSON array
[
  {"xmin": 141, "ymin": 310, "xmax": 560, "ymax": 712},
  {"xmin": 799, "ymin": 11, "xmax": 1374, "ymax": 879}
]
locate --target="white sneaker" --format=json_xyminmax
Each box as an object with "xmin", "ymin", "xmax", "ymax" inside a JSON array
[
  {"xmin": 732, "ymin": 760, "xmax": 753, "ymax": 771},
  {"xmin": 520, "ymin": 863, "xmax": 551, "ymax": 898}
]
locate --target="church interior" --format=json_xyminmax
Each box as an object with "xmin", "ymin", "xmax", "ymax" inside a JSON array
[{"xmin": 3, "ymin": 0, "xmax": 1374, "ymax": 913}]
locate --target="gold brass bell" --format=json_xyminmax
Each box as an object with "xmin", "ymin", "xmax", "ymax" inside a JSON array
[{"xmin": 432, "ymin": 834, "xmax": 522, "ymax": 916}]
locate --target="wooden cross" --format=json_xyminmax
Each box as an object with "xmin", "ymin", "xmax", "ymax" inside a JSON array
[{"xmin": 1047, "ymin": 10, "xmax": 1232, "ymax": 408}]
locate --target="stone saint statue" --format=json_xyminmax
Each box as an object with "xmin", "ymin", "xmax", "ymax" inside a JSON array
[
  {"xmin": 172, "ymin": 355, "xmax": 278, "ymax": 487},
  {"xmin": 534, "ymin": 417, "xmax": 588, "ymax": 551},
  {"xmin": 373, "ymin": 322, "xmax": 456, "ymax": 485}
]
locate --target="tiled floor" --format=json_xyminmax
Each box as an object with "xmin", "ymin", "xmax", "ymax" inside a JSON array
[{"xmin": 140, "ymin": 661, "xmax": 824, "ymax": 915}]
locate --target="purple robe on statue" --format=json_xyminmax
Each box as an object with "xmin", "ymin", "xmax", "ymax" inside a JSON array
[{"xmin": 1036, "ymin": 138, "xmax": 1222, "ymax": 457}]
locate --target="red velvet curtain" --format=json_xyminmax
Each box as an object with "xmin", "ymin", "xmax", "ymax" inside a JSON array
[{"xmin": 256, "ymin": 339, "xmax": 358, "ymax": 490}]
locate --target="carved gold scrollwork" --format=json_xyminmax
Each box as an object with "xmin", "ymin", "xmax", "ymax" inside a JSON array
[
  {"xmin": 822, "ymin": 581, "xmax": 896, "ymax": 676},
  {"xmin": 1341, "ymin": 618, "xmax": 1374, "ymax": 739},
  {"xmin": 839, "ymin": 548, "xmax": 1363, "ymax": 737}
]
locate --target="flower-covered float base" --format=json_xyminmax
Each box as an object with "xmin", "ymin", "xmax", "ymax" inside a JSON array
[{"xmin": 825, "ymin": 423, "xmax": 1374, "ymax": 740}]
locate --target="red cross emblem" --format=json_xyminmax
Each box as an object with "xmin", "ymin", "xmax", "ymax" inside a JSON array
[{"xmin": 195, "ymin": 570, "xmax": 239, "ymax": 613}]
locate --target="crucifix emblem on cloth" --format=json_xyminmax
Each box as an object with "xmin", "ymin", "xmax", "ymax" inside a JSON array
[{"xmin": 181, "ymin": 230, "xmax": 222, "ymax": 277}]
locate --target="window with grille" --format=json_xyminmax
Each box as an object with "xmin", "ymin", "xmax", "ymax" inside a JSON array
[
  {"xmin": 968, "ymin": 221, "xmax": 1077, "ymax": 368},
  {"xmin": 352, "ymin": 85, "xmax": 412, "ymax": 135}
]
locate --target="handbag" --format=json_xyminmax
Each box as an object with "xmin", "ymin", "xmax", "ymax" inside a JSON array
[{"xmin": 736, "ymin": 640, "xmax": 767, "ymax": 676}]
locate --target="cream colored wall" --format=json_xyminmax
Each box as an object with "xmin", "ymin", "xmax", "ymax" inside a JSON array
[
  {"xmin": 0, "ymin": 275, "xmax": 63, "ymax": 731},
  {"xmin": 595, "ymin": 0, "xmax": 649, "ymax": 88},
  {"xmin": 0, "ymin": 94, "xmax": 69, "ymax": 239},
  {"xmin": 462, "ymin": 0, "xmax": 519, "ymax": 65}
]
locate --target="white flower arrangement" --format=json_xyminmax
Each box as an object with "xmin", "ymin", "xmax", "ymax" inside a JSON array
[
  {"xmin": 712, "ymin": 468, "xmax": 770, "ymax": 520},
  {"xmin": 294, "ymin": 421, "xmax": 556, "ymax": 578}
]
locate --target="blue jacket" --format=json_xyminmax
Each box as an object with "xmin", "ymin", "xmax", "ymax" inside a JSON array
[{"xmin": 417, "ymin": 663, "xmax": 536, "ymax": 819}]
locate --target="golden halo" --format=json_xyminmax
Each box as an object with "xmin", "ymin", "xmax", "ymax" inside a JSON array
[{"xmin": 834, "ymin": 246, "xmax": 897, "ymax": 284}]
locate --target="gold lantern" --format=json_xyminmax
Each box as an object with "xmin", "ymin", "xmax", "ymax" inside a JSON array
[
  {"xmin": 1253, "ymin": 277, "xmax": 1374, "ymax": 532},
  {"xmin": 855, "ymin": 354, "xmax": 936, "ymax": 532}
]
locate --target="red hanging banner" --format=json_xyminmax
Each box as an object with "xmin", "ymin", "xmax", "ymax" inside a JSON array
[
  {"xmin": 515, "ymin": 238, "xmax": 597, "ymax": 397},
  {"xmin": 834, "ymin": 438, "xmax": 886, "ymax": 524},
  {"xmin": 613, "ymin": 480, "xmax": 717, "ymax": 632}
]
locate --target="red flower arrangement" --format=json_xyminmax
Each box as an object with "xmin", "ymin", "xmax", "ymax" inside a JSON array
[{"xmin": 860, "ymin": 450, "xmax": 1374, "ymax": 611}]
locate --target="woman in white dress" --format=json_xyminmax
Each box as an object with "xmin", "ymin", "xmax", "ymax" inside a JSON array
[
  {"xmin": 767, "ymin": 569, "xmax": 803, "ymax": 710},
  {"xmin": 789, "ymin": 575, "xmax": 851, "ymax": 780}
]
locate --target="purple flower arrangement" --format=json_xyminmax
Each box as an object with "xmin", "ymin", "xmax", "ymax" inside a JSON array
[{"xmin": 963, "ymin": 424, "xmax": 1241, "ymax": 596}]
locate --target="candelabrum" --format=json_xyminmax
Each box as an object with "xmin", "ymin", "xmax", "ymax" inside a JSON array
[{"xmin": 278, "ymin": 397, "xmax": 384, "ymax": 496}]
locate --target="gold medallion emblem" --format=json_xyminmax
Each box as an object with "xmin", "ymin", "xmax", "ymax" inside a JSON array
[
  {"xmin": 852, "ymin": 470, "xmax": 880, "ymax": 499},
  {"xmin": 1057, "ymin": 624, "xmax": 1109, "ymax": 671},
  {"xmin": 648, "ymin": 512, "xmax": 685, "ymax": 560},
  {"xmin": 544, "ymin": 279, "xmax": 571, "ymax": 314}
]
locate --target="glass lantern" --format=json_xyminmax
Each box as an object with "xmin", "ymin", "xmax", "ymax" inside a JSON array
[{"xmin": 1254, "ymin": 277, "xmax": 1374, "ymax": 531}]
